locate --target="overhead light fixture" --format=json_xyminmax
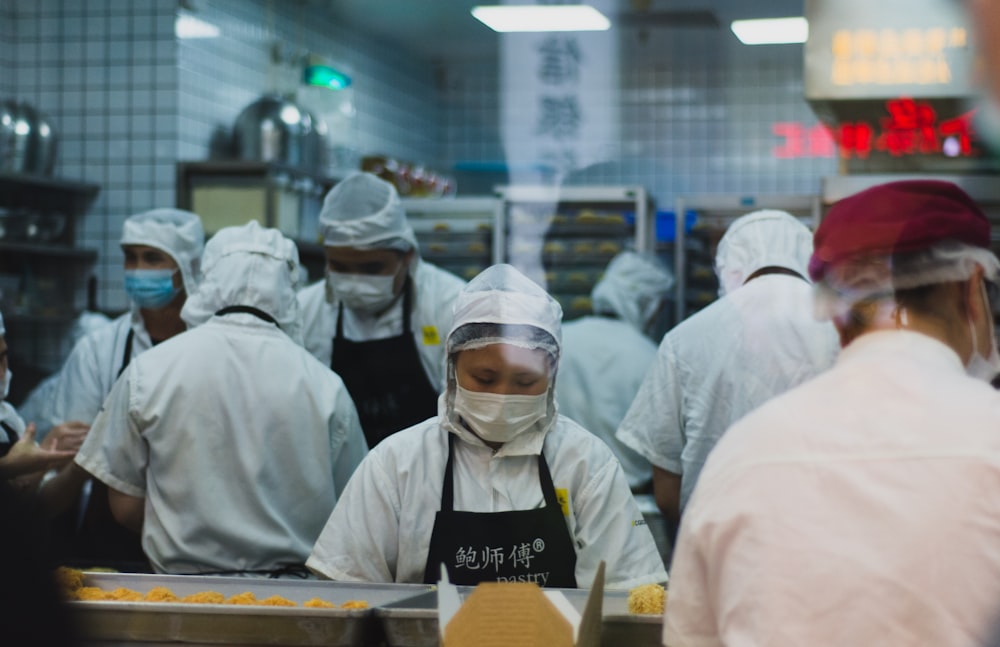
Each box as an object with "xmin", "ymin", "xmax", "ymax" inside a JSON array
[
  {"xmin": 731, "ymin": 17, "xmax": 808, "ymax": 45},
  {"xmin": 303, "ymin": 64, "xmax": 352, "ymax": 90},
  {"xmin": 471, "ymin": 4, "xmax": 611, "ymax": 32},
  {"xmin": 175, "ymin": 12, "xmax": 220, "ymax": 39}
]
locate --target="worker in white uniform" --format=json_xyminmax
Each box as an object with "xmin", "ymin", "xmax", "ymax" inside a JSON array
[
  {"xmin": 616, "ymin": 210, "xmax": 840, "ymax": 536},
  {"xmin": 308, "ymin": 263, "xmax": 667, "ymax": 589},
  {"xmin": 664, "ymin": 179, "xmax": 1000, "ymax": 647},
  {"xmin": 555, "ymin": 251, "xmax": 673, "ymax": 492},
  {"xmin": 298, "ymin": 171, "xmax": 465, "ymax": 448},
  {"xmin": 74, "ymin": 221, "xmax": 368, "ymax": 576},
  {"xmin": 40, "ymin": 208, "xmax": 204, "ymax": 570},
  {"xmin": 0, "ymin": 310, "xmax": 77, "ymax": 484}
]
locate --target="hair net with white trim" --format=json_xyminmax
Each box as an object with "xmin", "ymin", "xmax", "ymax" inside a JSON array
[
  {"xmin": 813, "ymin": 241, "xmax": 1000, "ymax": 322},
  {"xmin": 120, "ymin": 208, "xmax": 205, "ymax": 297},
  {"xmin": 714, "ymin": 209, "xmax": 813, "ymax": 297},
  {"xmin": 180, "ymin": 221, "xmax": 303, "ymax": 344},
  {"xmin": 591, "ymin": 251, "xmax": 674, "ymax": 332},
  {"xmin": 447, "ymin": 264, "xmax": 563, "ymax": 358},
  {"xmin": 319, "ymin": 171, "xmax": 418, "ymax": 252}
]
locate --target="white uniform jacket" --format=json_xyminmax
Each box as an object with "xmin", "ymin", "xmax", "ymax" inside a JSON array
[
  {"xmin": 75, "ymin": 313, "xmax": 368, "ymax": 574},
  {"xmin": 0, "ymin": 401, "xmax": 26, "ymax": 445},
  {"xmin": 664, "ymin": 330, "xmax": 1000, "ymax": 647},
  {"xmin": 46, "ymin": 310, "xmax": 154, "ymax": 430},
  {"xmin": 617, "ymin": 275, "xmax": 839, "ymax": 511},
  {"xmin": 556, "ymin": 315, "xmax": 657, "ymax": 491},
  {"xmin": 307, "ymin": 396, "xmax": 668, "ymax": 590},
  {"xmin": 297, "ymin": 260, "xmax": 465, "ymax": 392}
]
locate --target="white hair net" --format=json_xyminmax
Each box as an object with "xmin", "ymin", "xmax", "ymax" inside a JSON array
[
  {"xmin": 813, "ymin": 241, "xmax": 1000, "ymax": 322},
  {"xmin": 180, "ymin": 221, "xmax": 303, "ymax": 344},
  {"xmin": 319, "ymin": 171, "xmax": 418, "ymax": 252},
  {"xmin": 447, "ymin": 264, "xmax": 563, "ymax": 358},
  {"xmin": 120, "ymin": 208, "xmax": 205, "ymax": 296},
  {"xmin": 0, "ymin": 309, "xmax": 5, "ymax": 337},
  {"xmin": 591, "ymin": 251, "xmax": 674, "ymax": 332},
  {"xmin": 714, "ymin": 209, "xmax": 813, "ymax": 297}
]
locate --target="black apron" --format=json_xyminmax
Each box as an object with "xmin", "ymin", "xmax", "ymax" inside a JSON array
[
  {"xmin": 330, "ymin": 279, "xmax": 438, "ymax": 448},
  {"xmin": 0, "ymin": 420, "xmax": 19, "ymax": 458},
  {"xmin": 422, "ymin": 434, "xmax": 578, "ymax": 588},
  {"xmin": 69, "ymin": 326, "xmax": 149, "ymax": 571}
]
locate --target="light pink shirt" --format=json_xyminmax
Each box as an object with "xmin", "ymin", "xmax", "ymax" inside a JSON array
[{"xmin": 664, "ymin": 330, "xmax": 1000, "ymax": 647}]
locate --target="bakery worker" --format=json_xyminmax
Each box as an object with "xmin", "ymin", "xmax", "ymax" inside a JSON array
[
  {"xmin": 616, "ymin": 210, "xmax": 840, "ymax": 535},
  {"xmin": 298, "ymin": 171, "xmax": 465, "ymax": 447},
  {"xmin": 555, "ymin": 251, "xmax": 673, "ymax": 492},
  {"xmin": 664, "ymin": 180, "xmax": 1000, "ymax": 647},
  {"xmin": 42, "ymin": 208, "xmax": 204, "ymax": 568},
  {"xmin": 307, "ymin": 264, "xmax": 668, "ymax": 589},
  {"xmin": 74, "ymin": 221, "xmax": 367, "ymax": 575},
  {"xmin": 0, "ymin": 310, "xmax": 77, "ymax": 484}
]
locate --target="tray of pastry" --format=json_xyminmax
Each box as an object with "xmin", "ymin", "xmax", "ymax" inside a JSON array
[
  {"xmin": 65, "ymin": 571, "xmax": 432, "ymax": 647},
  {"xmin": 373, "ymin": 585, "xmax": 662, "ymax": 647}
]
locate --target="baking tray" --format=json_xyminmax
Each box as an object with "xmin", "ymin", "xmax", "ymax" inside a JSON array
[
  {"xmin": 70, "ymin": 572, "xmax": 432, "ymax": 647},
  {"xmin": 374, "ymin": 586, "xmax": 662, "ymax": 647}
]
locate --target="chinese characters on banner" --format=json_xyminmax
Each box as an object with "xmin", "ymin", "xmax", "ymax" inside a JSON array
[
  {"xmin": 501, "ymin": 0, "xmax": 619, "ymax": 184},
  {"xmin": 772, "ymin": 98, "xmax": 977, "ymax": 160}
]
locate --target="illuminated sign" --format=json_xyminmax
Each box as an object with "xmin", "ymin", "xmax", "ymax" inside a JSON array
[
  {"xmin": 773, "ymin": 98, "xmax": 977, "ymax": 160},
  {"xmin": 830, "ymin": 27, "xmax": 966, "ymax": 87}
]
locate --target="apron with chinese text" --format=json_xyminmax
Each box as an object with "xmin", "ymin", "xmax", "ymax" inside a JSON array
[{"xmin": 422, "ymin": 433, "xmax": 578, "ymax": 588}]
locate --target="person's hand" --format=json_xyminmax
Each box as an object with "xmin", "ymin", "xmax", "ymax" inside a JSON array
[
  {"xmin": 41, "ymin": 421, "xmax": 89, "ymax": 453},
  {"xmin": 0, "ymin": 424, "xmax": 76, "ymax": 479}
]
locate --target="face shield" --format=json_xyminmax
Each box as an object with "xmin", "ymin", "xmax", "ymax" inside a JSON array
[
  {"xmin": 591, "ymin": 251, "xmax": 674, "ymax": 335},
  {"xmin": 443, "ymin": 264, "xmax": 564, "ymax": 439},
  {"xmin": 714, "ymin": 209, "xmax": 813, "ymax": 297},
  {"xmin": 180, "ymin": 221, "xmax": 303, "ymax": 345},
  {"xmin": 120, "ymin": 208, "xmax": 205, "ymax": 299}
]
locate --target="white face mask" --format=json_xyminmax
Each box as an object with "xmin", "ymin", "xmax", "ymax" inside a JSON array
[
  {"xmin": 453, "ymin": 384, "xmax": 547, "ymax": 444},
  {"xmin": 966, "ymin": 281, "xmax": 1000, "ymax": 382},
  {"xmin": 326, "ymin": 270, "xmax": 400, "ymax": 315},
  {"xmin": 1, "ymin": 368, "xmax": 12, "ymax": 401}
]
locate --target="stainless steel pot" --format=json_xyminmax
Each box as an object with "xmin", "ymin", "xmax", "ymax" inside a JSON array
[
  {"xmin": 232, "ymin": 95, "xmax": 327, "ymax": 172},
  {"xmin": 0, "ymin": 99, "xmax": 58, "ymax": 176}
]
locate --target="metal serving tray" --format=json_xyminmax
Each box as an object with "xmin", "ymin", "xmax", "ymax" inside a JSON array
[
  {"xmin": 373, "ymin": 586, "xmax": 662, "ymax": 647},
  {"xmin": 71, "ymin": 572, "xmax": 432, "ymax": 647}
]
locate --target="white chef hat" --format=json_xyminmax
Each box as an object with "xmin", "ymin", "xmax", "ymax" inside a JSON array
[
  {"xmin": 447, "ymin": 264, "xmax": 563, "ymax": 359},
  {"xmin": 319, "ymin": 171, "xmax": 418, "ymax": 252},
  {"xmin": 714, "ymin": 209, "xmax": 813, "ymax": 297},
  {"xmin": 180, "ymin": 221, "xmax": 303, "ymax": 344},
  {"xmin": 591, "ymin": 251, "xmax": 674, "ymax": 332},
  {"xmin": 120, "ymin": 208, "xmax": 205, "ymax": 296}
]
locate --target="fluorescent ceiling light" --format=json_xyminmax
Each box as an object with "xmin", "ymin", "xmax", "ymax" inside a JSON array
[
  {"xmin": 175, "ymin": 12, "xmax": 220, "ymax": 39},
  {"xmin": 731, "ymin": 17, "xmax": 808, "ymax": 45},
  {"xmin": 472, "ymin": 4, "xmax": 611, "ymax": 32}
]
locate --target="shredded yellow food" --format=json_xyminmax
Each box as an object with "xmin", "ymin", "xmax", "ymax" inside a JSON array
[
  {"xmin": 224, "ymin": 592, "xmax": 258, "ymax": 605},
  {"xmin": 55, "ymin": 567, "xmax": 84, "ymax": 592},
  {"xmin": 627, "ymin": 583, "xmax": 667, "ymax": 615},
  {"xmin": 258, "ymin": 595, "xmax": 297, "ymax": 607},
  {"xmin": 303, "ymin": 598, "xmax": 337, "ymax": 608},
  {"xmin": 341, "ymin": 600, "xmax": 368, "ymax": 609},
  {"xmin": 74, "ymin": 586, "xmax": 114, "ymax": 601},
  {"xmin": 181, "ymin": 591, "xmax": 226, "ymax": 604},
  {"xmin": 107, "ymin": 587, "xmax": 144, "ymax": 602},
  {"xmin": 144, "ymin": 587, "xmax": 179, "ymax": 602}
]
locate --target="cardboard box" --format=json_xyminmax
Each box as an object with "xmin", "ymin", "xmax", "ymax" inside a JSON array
[{"xmin": 437, "ymin": 562, "xmax": 605, "ymax": 647}]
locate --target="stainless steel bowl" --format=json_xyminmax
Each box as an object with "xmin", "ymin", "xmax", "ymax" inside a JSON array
[
  {"xmin": 232, "ymin": 94, "xmax": 327, "ymax": 172},
  {"xmin": 0, "ymin": 99, "xmax": 58, "ymax": 176}
]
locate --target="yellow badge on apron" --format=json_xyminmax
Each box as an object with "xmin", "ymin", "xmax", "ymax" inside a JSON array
[
  {"xmin": 422, "ymin": 326, "xmax": 441, "ymax": 345},
  {"xmin": 555, "ymin": 488, "xmax": 570, "ymax": 516}
]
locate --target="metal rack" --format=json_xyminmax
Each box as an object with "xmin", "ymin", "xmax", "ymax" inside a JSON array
[
  {"xmin": 400, "ymin": 196, "xmax": 497, "ymax": 283},
  {"xmin": 495, "ymin": 185, "xmax": 652, "ymax": 321},
  {"xmin": 670, "ymin": 194, "xmax": 821, "ymax": 323}
]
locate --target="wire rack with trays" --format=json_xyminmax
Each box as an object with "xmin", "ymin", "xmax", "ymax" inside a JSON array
[
  {"xmin": 401, "ymin": 197, "xmax": 497, "ymax": 282},
  {"xmin": 495, "ymin": 185, "xmax": 652, "ymax": 321}
]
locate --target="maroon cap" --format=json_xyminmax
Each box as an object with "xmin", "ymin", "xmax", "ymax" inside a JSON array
[{"xmin": 809, "ymin": 180, "xmax": 991, "ymax": 282}]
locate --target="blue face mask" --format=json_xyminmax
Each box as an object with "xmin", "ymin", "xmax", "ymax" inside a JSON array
[{"xmin": 124, "ymin": 268, "xmax": 181, "ymax": 310}]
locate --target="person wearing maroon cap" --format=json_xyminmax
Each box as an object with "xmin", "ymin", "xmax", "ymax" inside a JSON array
[{"xmin": 663, "ymin": 179, "xmax": 1000, "ymax": 647}]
